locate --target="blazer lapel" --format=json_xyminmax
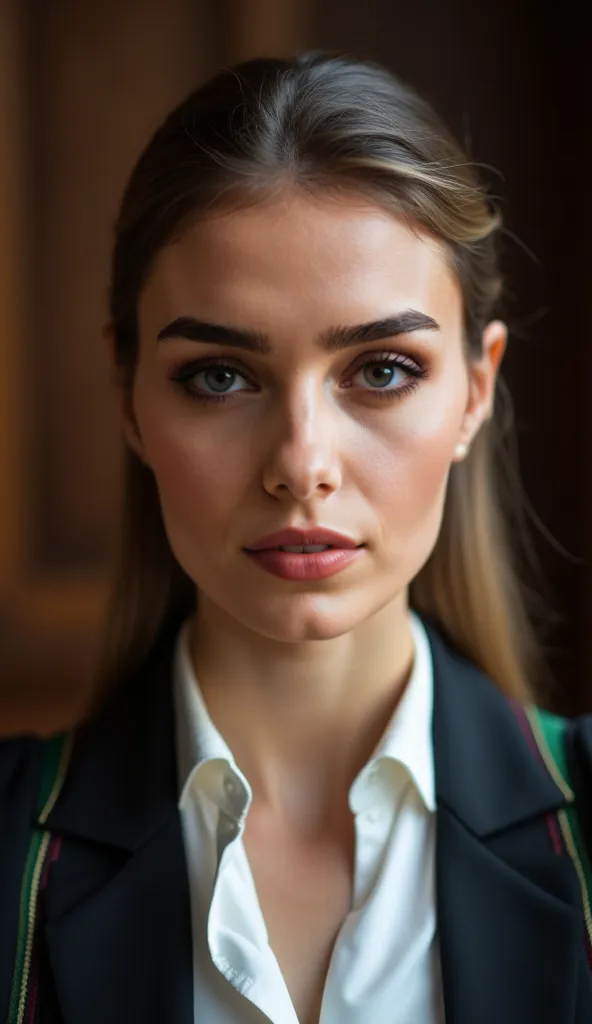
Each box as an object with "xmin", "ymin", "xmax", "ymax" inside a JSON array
[
  {"xmin": 40, "ymin": 627, "xmax": 193, "ymax": 1024},
  {"xmin": 427, "ymin": 622, "xmax": 585, "ymax": 1024}
]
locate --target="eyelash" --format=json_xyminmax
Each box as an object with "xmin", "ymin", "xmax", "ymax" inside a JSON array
[{"xmin": 169, "ymin": 352, "xmax": 429, "ymax": 405}]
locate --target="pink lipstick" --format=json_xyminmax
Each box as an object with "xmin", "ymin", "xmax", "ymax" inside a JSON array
[{"xmin": 244, "ymin": 527, "xmax": 364, "ymax": 581}]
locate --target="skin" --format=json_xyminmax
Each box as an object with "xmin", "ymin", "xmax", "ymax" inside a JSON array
[{"xmin": 110, "ymin": 187, "xmax": 505, "ymax": 841}]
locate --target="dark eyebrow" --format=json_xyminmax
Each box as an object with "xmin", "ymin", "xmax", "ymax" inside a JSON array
[
  {"xmin": 156, "ymin": 308, "xmax": 440, "ymax": 353},
  {"xmin": 157, "ymin": 317, "xmax": 271, "ymax": 353},
  {"xmin": 321, "ymin": 310, "xmax": 440, "ymax": 350}
]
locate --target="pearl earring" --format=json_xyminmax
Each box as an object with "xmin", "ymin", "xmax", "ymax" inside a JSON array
[{"xmin": 454, "ymin": 441, "xmax": 469, "ymax": 460}]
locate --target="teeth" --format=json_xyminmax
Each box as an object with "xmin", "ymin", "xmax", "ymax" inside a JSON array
[{"xmin": 278, "ymin": 544, "xmax": 331, "ymax": 553}]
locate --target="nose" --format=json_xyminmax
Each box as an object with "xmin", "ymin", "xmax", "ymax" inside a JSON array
[{"xmin": 261, "ymin": 385, "xmax": 342, "ymax": 502}]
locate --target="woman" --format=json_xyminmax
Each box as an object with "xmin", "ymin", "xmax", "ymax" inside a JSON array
[{"xmin": 1, "ymin": 51, "xmax": 591, "ymax": 1024}]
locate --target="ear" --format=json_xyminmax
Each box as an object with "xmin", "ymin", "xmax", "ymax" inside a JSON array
[
  {"xmin": 103, "ymin": 324, "xmax": 150, "ymax": 467},
  {"xmin": 453, "ymin": 320, "xmax": 507, "ymax": 459}
]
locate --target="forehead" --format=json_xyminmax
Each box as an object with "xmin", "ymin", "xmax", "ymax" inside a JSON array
[{"xmin": 139, "ymin": 190, "xmax": 463, "ymax": 336}]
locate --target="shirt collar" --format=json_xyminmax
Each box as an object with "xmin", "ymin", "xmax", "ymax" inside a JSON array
[
  {"xmin": 173, "ymin": 619, "xmax": 252, "ymax": 821},
  {"xmin": 364, "ymin": 611, "xmax": 436, "ymax": 812},
  {"xmin": 173, "ymin": 609, "xmax": 435, "ymax": 814}
]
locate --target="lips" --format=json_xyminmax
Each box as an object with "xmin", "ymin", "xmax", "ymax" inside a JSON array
[
  {"xmin": 244, "ymin": 540, "xmax": 364, "ymax": 581},
  {"xmin": 245, "ymin": 527, "xmax": 361, "ymax": 552}
]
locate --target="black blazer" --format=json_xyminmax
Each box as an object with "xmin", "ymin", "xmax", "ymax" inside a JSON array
[{"xmin": 1, "ymin": 620, "xmax": 591, "ymax": 1024}]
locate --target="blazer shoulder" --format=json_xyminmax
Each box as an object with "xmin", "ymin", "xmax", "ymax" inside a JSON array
[
  {"xmin": 0, "ymin": 733, "xmax": 43, "ymax": 801},
  {"xmin": 567, "ymin": 713, "xmax": 592, "ymax": 831},
  {"xmin": 570, "ymin": 713, "xmax": 592, "ymax": 763}
]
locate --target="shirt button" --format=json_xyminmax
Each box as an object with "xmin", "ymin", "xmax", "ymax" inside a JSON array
[
  {"xmin": 224, "ymin": 776, "xmax": 239, "ymax": 796},
  {"xmin": 219, "ymin": 817, "xmax": 238, "ymax": 839},
  {"xmin": 365, "ymin": 808, "xmax": 379, "ymax": 824}
]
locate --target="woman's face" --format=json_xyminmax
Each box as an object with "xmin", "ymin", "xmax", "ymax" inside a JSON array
[{"xmin": 126, "ymin": 189, "xmax": 504, "ymax": 642}]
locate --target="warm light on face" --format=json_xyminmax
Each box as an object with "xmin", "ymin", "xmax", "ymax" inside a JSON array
[{"xmin": 130, "ymin": 189, "xmax": 490, "ymax": 643}]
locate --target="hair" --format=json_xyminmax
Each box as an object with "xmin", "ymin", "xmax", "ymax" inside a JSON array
[{"xmin": 94, "ymin": 50, "xmax": 544, "ymax": 706}]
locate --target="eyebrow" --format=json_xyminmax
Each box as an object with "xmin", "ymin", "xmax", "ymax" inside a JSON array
[{"xmin": 156, "ymin": 308, "xmax": 440, "ymax": 353}]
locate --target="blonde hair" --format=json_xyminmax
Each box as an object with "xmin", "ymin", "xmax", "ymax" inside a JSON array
[{"xmin": 94, "ymin": 52, "xmax": 543, "ymax": 704}]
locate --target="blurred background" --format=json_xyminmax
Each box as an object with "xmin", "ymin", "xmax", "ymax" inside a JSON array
[{"xmin": 1, "ymin": 0, "xmax": 591, "ymax": 734}]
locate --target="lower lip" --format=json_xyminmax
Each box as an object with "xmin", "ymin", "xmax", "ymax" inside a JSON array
[{"xmin": 245, "ymin": 547, "xmax": 363, "ymax": 581}]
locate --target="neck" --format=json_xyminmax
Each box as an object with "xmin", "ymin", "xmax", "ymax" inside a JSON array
[{"xmin": 188, "ymin": 592, "xmax": 415, "ymax": 835}]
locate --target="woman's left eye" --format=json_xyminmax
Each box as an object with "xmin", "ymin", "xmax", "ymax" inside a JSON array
[{"xmin": 349, "ymin": 355, "xmax": 426, "ymax": 394}]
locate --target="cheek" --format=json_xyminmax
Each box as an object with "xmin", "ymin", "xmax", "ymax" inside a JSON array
[
  {"xmin": 133, "ymin": 383, "xmax": 250, "ymax": 529},
  {"xmin": 358, "ymin": 439, "xmax": 452, "ymax": 547},
  {"xmin": 354, "ymin": 393, "xmax": 463, "ymax": 536},
  {"xmin": 151, "ymin": 435, "xmax": 250, "ymax": 528}
]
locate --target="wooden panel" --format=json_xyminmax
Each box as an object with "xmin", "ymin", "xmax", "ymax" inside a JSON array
[
  {"xmin": 0, "ymin": 0, "xmax": 216, "ymax": 710},
  {"xmin": 0, "ymin": 0, "xmax": 27, "ymax": 602},
  {"xmin": 30, "ymin": 0, "xmax": 219, "ymax": 570},
  {"xmin": 227, "ymin": 0, "xmax": 311, "ymax": 61}
]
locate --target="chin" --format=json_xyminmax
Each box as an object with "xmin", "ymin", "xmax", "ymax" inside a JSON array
[{"xmin": 239, "ymin": 595, "xmax": 376, "ymax": 644}]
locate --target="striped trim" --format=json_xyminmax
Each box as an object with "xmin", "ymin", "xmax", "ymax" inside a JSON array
[
  {"xmin": 524, "ymin": 707, "xmax": 592, "ymax": 961},
  {"xmin": 557, "ymin": 808, "xmax": 592, "ymax": 970},
  {"xmin": 525, "ymin": 707, "xmax": 574, "ymax": 801},
  {"xmin": 7, "ymin": 732, "xmax": 74, "ymax": 1024},
  {"xmin": 23, "ymin": 836, "xmax": 62, "ymax": 1024}
]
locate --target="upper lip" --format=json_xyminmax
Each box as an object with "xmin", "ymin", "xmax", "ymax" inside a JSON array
[{"xmin": 245, "ymin": 527, "xmax": 361, "ymax": 551}]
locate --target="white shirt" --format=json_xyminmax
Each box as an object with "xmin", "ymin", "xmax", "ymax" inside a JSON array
[{"xmin": 174, "ymin": 611, "xmax": 445, "ymax": 1023}]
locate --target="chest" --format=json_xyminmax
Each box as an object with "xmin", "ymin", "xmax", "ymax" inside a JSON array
[{"xmin": 242, "ymin": 822, "xmax": 355, "ymax": 1024}]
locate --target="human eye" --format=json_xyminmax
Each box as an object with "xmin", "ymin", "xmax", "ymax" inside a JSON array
[
  {"xmin": 169, "ymin": 357, "xmax": 257, "ymax": 404},
  {"xmin": 345, "ymin": 351, "xmax": 429, "ymax": 399}
]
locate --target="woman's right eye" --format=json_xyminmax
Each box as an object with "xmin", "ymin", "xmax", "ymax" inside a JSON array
[{"xmin": 170, "ymin": 360, "xmax": 254, "ymax": 402}]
